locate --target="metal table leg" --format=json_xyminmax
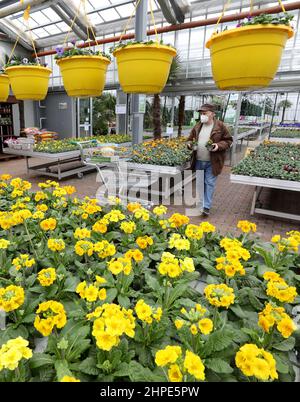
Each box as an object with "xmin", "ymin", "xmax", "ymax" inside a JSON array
[{"xmin": 250, "ymin": 186, "xmax": 258, "ymax": 215}]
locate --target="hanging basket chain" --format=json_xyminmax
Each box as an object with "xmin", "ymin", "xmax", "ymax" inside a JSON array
[
  {"xmin": 62, "ymin": 0, "xmax": 84, "ymax": 48},
  {"xmin": 7, "ymin": 5, "xmax": 33, "ymax": 65},
  {"xmin": 119, "ymin": 0, "xmax": 143, "ymax": 43},
  {"xmin": 149, "ymin": 0, "xmax": 159, "ymax": 43},
  {"xmin": 214, "ymin": 0, "xmax": 232, "ymax": 34}
]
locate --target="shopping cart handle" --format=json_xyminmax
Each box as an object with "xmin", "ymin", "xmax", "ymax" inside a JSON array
[{"xmin": 70, "ymin": 139, "xmax": 98, "ymax": 146}]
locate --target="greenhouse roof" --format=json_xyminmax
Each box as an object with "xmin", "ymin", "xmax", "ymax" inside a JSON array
[{"xmin": 0, "ymin": 0, "xmax": 297, "ymax": 48}]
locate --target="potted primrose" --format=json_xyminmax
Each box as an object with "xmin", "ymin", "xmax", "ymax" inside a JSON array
[
  {"xmin": 0, "ymin": 70, "xmax": 9, "ymax": 102},
  {"xmin": 206, "ymin": 13, "xmax": 294, "ymax": 90},
  {"xmin": 5, "ymin": 57, "xmax": 52, "ymax": 101},
  {"xmin": 55, "ymin": 43, "xmax": 111, "ymax": 97},
  {"xmin": 112, "ymin": 40, "xmax": 177, "ymax": 94}
]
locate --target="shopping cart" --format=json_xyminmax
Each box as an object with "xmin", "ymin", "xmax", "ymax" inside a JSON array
[{"xmin": 73, "ymin": 139, "xmax": 154, "ymax": 206}]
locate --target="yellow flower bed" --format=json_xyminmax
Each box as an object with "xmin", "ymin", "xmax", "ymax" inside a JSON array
[{"xmin": 0, "ymin": 175, "xmax": 299, "ymax": 382}]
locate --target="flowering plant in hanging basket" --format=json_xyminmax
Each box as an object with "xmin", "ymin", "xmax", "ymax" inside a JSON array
[
  {"xmin": 111, "ymin": 40, "xmax": 177, "ymax": 94},
  {"xmin": 0, "ymin": 70, "xmax": 9, "ymax": 102},
  {"xmin": 206, "ymin": 13, "xmax": 294, "ymax": 90},
  {"xmin": 4, "ymin": 57, "xmax": 51, "ymax": 101},
  {"xmin": 55, "ymin": 43, "xmax": 111, "ymax": 98}
]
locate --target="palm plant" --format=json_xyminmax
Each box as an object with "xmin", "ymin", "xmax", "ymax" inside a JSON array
[
  {"xmin": 152, "ymin": 54, "xmax": 181, "ymax": 139},
  {"xmin": 93, "ymin": 93, "xmax": 116, "ymax": 135},
  {"xmin": 277, "ymin": 99, "xmax": 293, "ymax": 124}
]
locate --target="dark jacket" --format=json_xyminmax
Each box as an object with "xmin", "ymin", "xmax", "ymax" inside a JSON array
[{"xmin": 187, "ymin": 119, "xmax": 233, "ymax": 176}]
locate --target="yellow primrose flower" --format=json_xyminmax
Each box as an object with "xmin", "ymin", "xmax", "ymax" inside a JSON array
[
  {"xmin": 237, "ymin": 220, "xmax": 257, "ymax": 233},
  {"xmin": 0, "ymin": 239, "xmax": 10, "ymax": 249},
  {"xmin": 60, "ymin": 376, "xmax": 80, "ymax": 382},
  {"xmin": 40, "ymin": 218, "xmax": 57, "ymax": 231},
  {"xmin": 37, "ymin": 268, "xmax": 57, "ymax": 287},
  {"xmin": 74, "ymin": 240, "xmax": 94, "ymax": 257},
  {"xmin": 184, "ymin": 350, "xmax": 205, "ymax": 381},
  {"xmin": 235, "ymin": 344, "xmax": 278, "ymax": 381},
  {"xmin": 74, "ymin": 227, "xmax": 91, "ymax": 239},
  {"xmin": 168, "ymin": 364, "xmax": 183, "ymax": 382},
  {"xmin": 47, "ymin": 238, "xmax": 65, "ymax": 252},
  {"xmin": 198, "ymin": 318, "xmax": 213, "ymax": 335},
  {"xmin": 0, "ymin": 285, "xmax": 25, "ymax": 312},
  {"xmin": 0, "ymin": 337, "xmax": 32, "ymax": 371},
  {"xmin": 34, "ymin": 301, "xmax": 67, "ymax": 336},
  {"xmin": 204, "ymin": 284, "xmax": 235, "ymax": 308}
]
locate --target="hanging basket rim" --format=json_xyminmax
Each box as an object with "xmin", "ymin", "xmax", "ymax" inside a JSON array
[
  {"xmin": 5, "ymin": 65, "xmax": 52, "ymax": 73},
  {"xmin": 56, "ymin": 55, "xmax": 111, "ymax": 65},
  {"xmin": 113, "ymin": 43, "xmax": 177, "ymax": 56},
  {"xmin": 206, "ymin": 24, "xmax": 294, "ymax": 49}
]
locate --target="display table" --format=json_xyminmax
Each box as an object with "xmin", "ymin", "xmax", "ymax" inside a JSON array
[
  {"xmin": 3, "ymin": 148, "xmax": 96, "ymax": 180},
  {"xmin": 230, "ymin": 174, "xmax": 300, "ymax": 221},
  {"xmin": 86, "ymin": 158, "xmax": 193, "ymax": 205}
]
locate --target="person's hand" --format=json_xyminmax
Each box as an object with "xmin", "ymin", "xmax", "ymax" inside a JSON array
[
  {"xmin": 211, "ymin": 143, "xmax": 219, "ymax": 152},
  {"xmin": 187, "ymin": 142, "xmax": 193, "ymax": 150}
]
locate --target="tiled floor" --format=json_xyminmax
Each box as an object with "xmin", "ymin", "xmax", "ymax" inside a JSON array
[{"xmin": 0, "ymin": 154, "xmax": 299, "ymax": 241}]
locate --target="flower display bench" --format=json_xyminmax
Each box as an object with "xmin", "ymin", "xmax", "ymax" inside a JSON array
[
  {"xmin": 2, "ymin": 148, "xmax": 97, "ymax": 180},
  {"xmin": 89, "ymin": 159, "xmax": 193, "ymax": 205},
  {"xmin": 230, "ymin": 174, "xmax": 300, "ymax": 221}
]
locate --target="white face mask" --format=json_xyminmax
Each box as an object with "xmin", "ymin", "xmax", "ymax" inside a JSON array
[{"xmin": 200, "ymin": 114, "xmax": 209, "ymax": 124}]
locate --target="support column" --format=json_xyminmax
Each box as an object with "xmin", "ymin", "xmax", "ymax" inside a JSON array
[
  {"xmin": 116, "ymin": 90, "xmax": 128, "ymax": 134},
  {"xmin": 132, "ymin": 0, "xmax": 148, "ymax": 144},
  {"xmin": 268, "ymin": 93, "xmax": 278, "ymax": 139},
  {"xmin": 230, "ymin": 92, "xmax": 242, "ymax": 167},
  {"xmin": 170, "ymin": 97, "xmax": 175, "ymax": 127}
]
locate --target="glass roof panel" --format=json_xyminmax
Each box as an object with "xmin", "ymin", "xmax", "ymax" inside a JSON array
[
  {"xmin": 115, "ymin": 4, "xmax": 135, "ymax": 18},
  {"xmin": 99, "ymin": 8, "xmax": 120, "ymax": 22}
]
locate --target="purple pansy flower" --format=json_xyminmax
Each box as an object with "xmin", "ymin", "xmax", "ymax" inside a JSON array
[{"xmin": 55, "ymin": 46, "xmax": 64, "ymax": 56}]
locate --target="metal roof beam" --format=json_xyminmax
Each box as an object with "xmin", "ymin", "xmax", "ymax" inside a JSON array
[
  {"xmin": 0, "ymin": 18, "xmax": 33, "ymax": 50},
  {"xmin": 58, "ymin": 0, "xmax": 95, "ymax": 38},
  {"xmin": 0, "ymin": 0, "xmax": 50, "ymax": 19},
  {"xmin": 51, "ymin": 4, "xmax": 87, "ymax": 41}
]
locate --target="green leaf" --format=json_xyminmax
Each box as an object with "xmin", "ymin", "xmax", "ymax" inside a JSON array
[
  {"xmin": 166, "ymin": 283, "xmax": 189, "ymax": 309},
  {"xmin": 54, "ymin": 359, "xmax": 72, "ymax": 380},
  {"xmin": 117, "ymin": 294, "xmax": 130, "ymax": 308},
  {"xmin": 149, "ymin": 253, "xmax": 162, "ymax": 261},
  {"xmin": 205, "ymin": 329, "xmax": 233, "ymax": 354},
  {"xmin": 248, "ymin": 291, "xmax": 264, "ymax": 310},
  {"xmin": 64, "ymin": 276, "xmax": 80, "ymax": 292},
  {"xmin": 21, "ymin": 313, "xmax": 35, "ymax": 324},
  {"xmin": 29, "ymin": 353, "xmax": 54, "ymax": 369},
  {"xmin": 274, "ymin": 353, "xmax": 290, "ymax": 374},
  {"xmin": 229, "ymin": 304, "xmax": 247, "ymax": 319},
  {"xmin": 205, "ymin": 358, "xmax": 233, "ymax": 374},
  {"xmin": 273, "ymin": 337, "xmax": 295, "ymax": 351},
  {"xmin": 128, "ymin": 361, "xmax": 164, "ymax": 382},
  {"xmin": 78, "ymin": 357, "xmax": 99, "ymax": 376},
  {"xmin": 106, "ymin": 288, "xmax": 118, "ymax": 302},
  {"xmin": 113, "ymin": 362, "xmax": 130, "ymax": 378},
  {"xmin": 200, "ymin": 260, "xmax": 220, "ymax": 276},
  {"xmin": 145, "ymin": 272, "xmax": 161, "ymax": 293}
]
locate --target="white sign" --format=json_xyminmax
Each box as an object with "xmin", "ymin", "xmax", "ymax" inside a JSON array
[
  {"xmin": 115, "ymin": 104, "xmax": 127, "ymax": 114},
  {"xmin": 84, "ymin": 122, "xmax": 89, "ymax": 132},
  {"xmin": 138, "ymin": 95, "xmax": 146, "ymax": 114},
  {"xmin": 230, "ymin": 94, "xmax": 239, "ymax": 101},
  {"xmin": 59, "ymin": 102, "xmax": 68, "ymax": 109},
  {"xmin": 166, "ymin": 126, "xmax": 174, "ymax": 135}
]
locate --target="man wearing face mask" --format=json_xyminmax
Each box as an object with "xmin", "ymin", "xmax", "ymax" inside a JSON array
[{"xmin": 187, "ymin": 104, "xmax": 232, "ymax": 217}]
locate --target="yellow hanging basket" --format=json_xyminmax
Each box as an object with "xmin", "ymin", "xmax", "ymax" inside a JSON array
[
  {"xmin": 206, "ymin": 24, "xmax": 294, "ymax": 90},
  {"xmin": 56, "ymin": 55, "xmax": 111, "ymax": 97},
  {"xmin": 0, "ymin": 74, "xmax": 10, "ymax": 102},
  {"xmin": 5, "ymin": 65, "xmax": 52, "ymax": 100},
  {"xmin": 113, "ymin": 44, "xmax": 177, "ymax": 94}
]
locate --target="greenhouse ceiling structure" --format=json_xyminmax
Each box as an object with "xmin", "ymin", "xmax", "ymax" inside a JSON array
[{"xmin": 0, "ymin": 0, "xmax": 300, "ymax": 93}]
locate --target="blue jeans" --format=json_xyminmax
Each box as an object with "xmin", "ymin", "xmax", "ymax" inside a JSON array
[{"xmin": 195, "ymin": 160, "xmax": 217, "ymax": 210}]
